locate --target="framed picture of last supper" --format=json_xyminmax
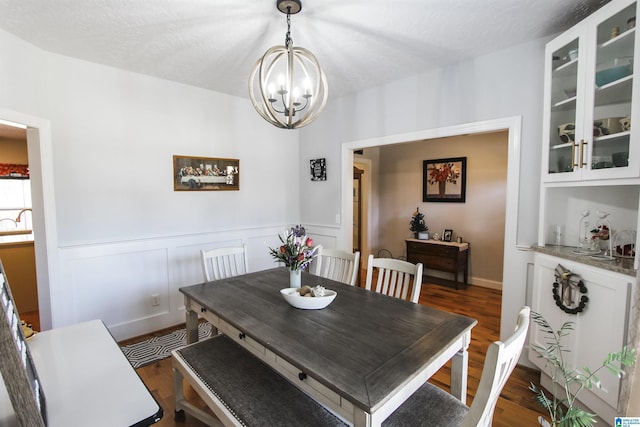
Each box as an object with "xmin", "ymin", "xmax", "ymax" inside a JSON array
[{"xmin": 173, "ymin": 155, "xmax": 240, "ymax": 191}]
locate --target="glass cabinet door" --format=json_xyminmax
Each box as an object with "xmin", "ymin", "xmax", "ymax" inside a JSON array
[
  {"xmin": 546, "ymin": 33, "xmax": 583, "ymax": 178},
  {"xmin": 585, "ymin": 1, "xmax": 636, "ymax": 178}
]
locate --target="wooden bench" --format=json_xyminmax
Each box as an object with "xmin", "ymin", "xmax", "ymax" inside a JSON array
[{"xmin": 172, "ymin": 334, "xmax": 348, "ymax": 427}]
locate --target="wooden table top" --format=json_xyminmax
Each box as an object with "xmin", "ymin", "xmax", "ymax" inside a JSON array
[{"xmin": 180, "ymin": 268, "xmax": 477, "ymax": 412}]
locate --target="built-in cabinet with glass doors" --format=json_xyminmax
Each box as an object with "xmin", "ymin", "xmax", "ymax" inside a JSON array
[
  {"xmin": 533, "ymin": 0, "xmax": 640, "ymax": 423},
  {"xmin": 543, "ymin": 0, "xmax": 638, "ymax": 181}
]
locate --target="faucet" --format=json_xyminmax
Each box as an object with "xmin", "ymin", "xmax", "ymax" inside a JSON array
[{"xmin": 15, "ymin": 208, "xmax": 32, "ymax": 223}]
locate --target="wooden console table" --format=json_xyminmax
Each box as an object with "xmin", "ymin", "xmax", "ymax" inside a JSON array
[{"xmin": 406, "ymin": 238, "xmax": 469, "ymax": 289}]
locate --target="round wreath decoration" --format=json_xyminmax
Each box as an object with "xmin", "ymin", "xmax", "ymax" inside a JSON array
[{"xmin": 552, "ymin": 265, "xmax": 588, "ymax": 314}]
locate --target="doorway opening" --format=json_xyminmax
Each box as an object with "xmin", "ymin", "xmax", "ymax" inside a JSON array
[
  {"xmin": 0, "ymin": 121, "xmax": 38, "ymax": 330},
  {"xmin": 342, "ymin": 116, "xmax": 522, "ymax": 340},
  {"xmin": 0, "ymin": 109, "xmax": 57, "ymax": 332}
]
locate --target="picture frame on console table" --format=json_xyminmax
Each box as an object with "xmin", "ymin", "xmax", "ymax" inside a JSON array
[
  {"xmin": 443, "ymin": 229, "xmax": 453, "ymax": 242},
  {"xmin": 423, "ymin": 157, "xmax": 466, "ymax": 203},
  {"xmin": 173, "ymin": 155, "xmax": 239, "ymax": 191}
]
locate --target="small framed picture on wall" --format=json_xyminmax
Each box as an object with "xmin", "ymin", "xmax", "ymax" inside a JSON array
[{"xmin": 310, "ymin": 158, "xmax": 326, "ymax": 181}]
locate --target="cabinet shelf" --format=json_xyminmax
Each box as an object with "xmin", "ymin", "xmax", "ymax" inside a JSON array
[
  {"xmin": 594, "ymin": 130, "xmax": 631, "ymax": 143},
  {"xmin": 552, "ymin": 96, "xmax": 577, "ymax": 111},
  {"xmin": 550, "ymin": 142, "xmax": 574, "ymax": 150},
  {"xmin": 598, "ymin": 27, "xmax": 635, "ymax": 57},
  {"xmin": 595, "ymin": 74, "xmax": 633, "ymax": 105},
  {"xmin": 553, "ymin": 58, "xmax": 578, "ymax": 76}
]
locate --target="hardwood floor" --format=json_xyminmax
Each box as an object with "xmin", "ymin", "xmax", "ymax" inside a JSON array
[{"xmin": 126, "ymin": 279, "xmax": 548, "ymax": 426}]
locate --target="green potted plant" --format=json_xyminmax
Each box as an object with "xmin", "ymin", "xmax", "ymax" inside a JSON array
[
  {"xmin": 410, "ymin": 207, "xmax": 429, "ymax": 239},
  {"xmin": 529, "ymin": 311, "xmax": 637, "ymax": 427}
]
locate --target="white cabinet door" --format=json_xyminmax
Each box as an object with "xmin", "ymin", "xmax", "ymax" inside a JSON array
[{"xmin": 529, "ymin": 253, "xmax": 631, "ymax": 408}]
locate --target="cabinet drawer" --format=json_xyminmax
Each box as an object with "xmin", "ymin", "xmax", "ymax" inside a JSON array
[
  {"xmin": 409, "ymin": 254, "xmax": 457, "ymax": 271},
  {"xmin": 273, "ymin": 351, "xmax": 342, "ymax": 407},
  {"xmin": 219, "ymin": 320, "xmax": 266, "ymax": 357},
  {"xmin": 187, "ymin": 299, "xmax": 220, "ymax": 329},
  {"xmin": 407, "ymin": 241, "xmax": 458, "ymax": 257}
]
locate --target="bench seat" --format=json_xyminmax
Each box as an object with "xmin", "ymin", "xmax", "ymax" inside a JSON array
[{"xmin": 172, "ymin": 335, "xmax": 348, "ymax": 427}]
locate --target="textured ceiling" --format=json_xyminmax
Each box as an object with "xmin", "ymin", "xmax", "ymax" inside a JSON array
[{"xmin": 0, "ymin": 0, "xmax": 610, "ymax": 100}]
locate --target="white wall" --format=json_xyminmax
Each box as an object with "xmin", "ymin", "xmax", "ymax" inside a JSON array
[
  {"xmin": 299, "ymin": 37, "xmax": 547, "ymax": 341},
  {"xmin": 0, "ymin": 28, "xmax": 307, "ymax": 339}
]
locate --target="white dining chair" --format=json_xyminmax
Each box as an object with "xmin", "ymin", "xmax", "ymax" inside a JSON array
[
  {"xmin": 200, "ymin": 244, "xmax": 248, "ymax": 281},
  {"xmin": 314, "ymin": 246, "xmax": 361, "ymax": 286},
  {"xmin": 364, "ymin": 254, "xmax": 423, "ymax": 303},
  {"xmin": 382, "ymin": 306, "xmax": 531, "ymax": 427}
]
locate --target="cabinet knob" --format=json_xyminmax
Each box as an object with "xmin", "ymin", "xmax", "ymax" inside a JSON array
[
  {"xmin": 238, "ymin": 332, "xmax": 246, "ymax": 340},
  {"xmin": 298, "ymin": 372, "xmax": 307, "ymax": 381}
]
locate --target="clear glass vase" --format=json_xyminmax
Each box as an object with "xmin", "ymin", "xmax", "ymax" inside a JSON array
[{"xmin": 289, "ymin": 269, "xmax": 301, "ymax": 288}]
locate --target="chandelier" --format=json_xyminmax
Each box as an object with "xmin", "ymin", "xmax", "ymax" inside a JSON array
[{"xmin": 249, "ymin": 0, "xmax": 328, "ymax": 129}]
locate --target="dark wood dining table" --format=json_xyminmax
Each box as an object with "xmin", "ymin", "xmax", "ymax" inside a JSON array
[{"xmin": 180, "ymin": 267, "xmax": 477, "ymax": 427}]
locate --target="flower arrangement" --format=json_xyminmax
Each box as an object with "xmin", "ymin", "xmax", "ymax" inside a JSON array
[
  {"xmin": 268, "ymin": 225, "xmax": 319, "ymax": 271},
  {"xmin": 427, "ymin": 162, "xmax": 460, "ymax": 185},
  {"xmin": 410, "ymin": 207, "xmax": 428, "ymax": 233}
]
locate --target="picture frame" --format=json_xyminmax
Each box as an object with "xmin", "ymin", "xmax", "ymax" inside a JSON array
[
  {"xmin": 423, "ymin": 157, "xmax": 466, "ymax": 203},
  {"xmin": 173, "ymin": 155, "xmax": 239, "ymax": 191},
  {"xmin": 310, "ymin": 158, "xmax": 326, "ymax": 181},
  {"xmin": 443, "ymin": 229, "xmax": 453, "ymax": 242}
]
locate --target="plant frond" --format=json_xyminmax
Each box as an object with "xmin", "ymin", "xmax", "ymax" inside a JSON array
[{"xmin": 559, "ymin": 406, "xmax": 596, "ymax": 427}]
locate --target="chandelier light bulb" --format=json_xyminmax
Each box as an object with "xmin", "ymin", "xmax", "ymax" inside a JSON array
[{"xmin": 267, "ymin": 83, "xmax": 276, "ymax": 101}]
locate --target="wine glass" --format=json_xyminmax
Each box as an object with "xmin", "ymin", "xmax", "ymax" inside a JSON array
[{"xmin": 577, "ymin": 210, "xmax": 590, "ymax": 250}]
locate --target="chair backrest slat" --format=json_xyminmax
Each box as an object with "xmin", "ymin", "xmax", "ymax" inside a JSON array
[
  {"xmin": 201, "ymin": 244, "xmax": 249, "ymax": 282},
  {"xmin": 365, "ymin": 254, "xmax": 423, "ymax": 303},
  {"xmin": 314, "ymin": 246, "xmax": 361, "ymax": 287}
]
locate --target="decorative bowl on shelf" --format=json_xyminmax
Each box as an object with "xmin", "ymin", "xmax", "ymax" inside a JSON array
[{"xmin": 280, "ymin": 287, "xmax": 337, "ymax": 310}]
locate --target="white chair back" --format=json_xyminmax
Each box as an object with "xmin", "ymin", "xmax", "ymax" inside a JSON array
[
  {"xmin": 201, "ymin": 244, "xmax": 248, "ymax": 281},
  {"xmin": 463, "ymin": 306, "xmax": 531, "ymax": 427},
  {"xmin": 314, "ymin": 246, "xmax": 360, "ymax": 286},
  {"xmin": 364, "ymin": 254, "xmax": 423, "ymax": 303}
]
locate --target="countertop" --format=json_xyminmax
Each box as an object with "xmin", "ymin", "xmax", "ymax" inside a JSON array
[{"xmin": 532, "ymin": 245, "xmax": 636, "ymax": 277}]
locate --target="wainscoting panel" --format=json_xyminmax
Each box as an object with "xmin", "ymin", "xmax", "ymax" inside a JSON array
[
  {"xmin": 56, "ymin": 224, "xmax": 341, "ymax": 340},
  {"xmin": 70, "ymin": 248, "xmax": 170, "ymax": 326}
]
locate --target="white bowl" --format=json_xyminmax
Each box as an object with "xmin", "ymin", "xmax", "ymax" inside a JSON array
[{"xmin": 280, "ymin": 288, "xmax": 337, "ymax": 310}]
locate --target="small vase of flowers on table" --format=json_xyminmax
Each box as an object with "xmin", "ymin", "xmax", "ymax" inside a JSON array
[
  {"xmin": 410, "ymin": 207, "xmax": 429, "ymax": 239},
  {"xmin": 269, "ymin": 225, "xmax": 319, "ymax": 288}
]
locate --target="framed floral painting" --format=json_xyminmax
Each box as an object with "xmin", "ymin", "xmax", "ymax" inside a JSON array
[{"xmin": 423, "ymin": 157, "xmax": 466, "ymax": 203}]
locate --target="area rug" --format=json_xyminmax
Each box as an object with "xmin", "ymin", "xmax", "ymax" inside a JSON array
[{"xmin": 121, "ymin": 322, "xmax": 213, "ymax": 368}]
